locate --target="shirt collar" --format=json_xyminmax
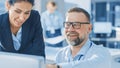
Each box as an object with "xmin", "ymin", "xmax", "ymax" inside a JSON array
[
  {"xmin": 46, "ymin": 10, "xmax": 56, "ymax": 16},
  {"xmin": 17, "ymin": 27, "xmax": 22, "ymax": 34},
  {"xmin": 66, "ymin": 39, "xmax": 92, "ymax": 58},
  {"xmin": 77, "ymin": 39, "xmax": 91, "ymax": 56}
]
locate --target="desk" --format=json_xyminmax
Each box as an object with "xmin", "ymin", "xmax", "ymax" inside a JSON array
[
  {"xmin": 91, "ymin": 37, "xmax": 120, "ymax": 48},
  {"xmin": 44, "ymin": 36, "xmax": 65, "ymax": 44},
  {"xmin": 91, "ymin": 38, "xmax": 120, "ymax": 42}
]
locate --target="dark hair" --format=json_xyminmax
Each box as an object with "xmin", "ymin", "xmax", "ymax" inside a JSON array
[
  {"xmin": 8, "ymin": 0, "xmax": 34, "ymax": 6},
  {"xmin": 47, "ymin": 1, "xmax": 56, "ymax": 7},
  {"xmin": 67, "ymin": 7, "xmax": 90, "ymax": 21}
]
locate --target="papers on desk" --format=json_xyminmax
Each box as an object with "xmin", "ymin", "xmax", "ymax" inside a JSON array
[{"xmin": 44, "ymin": 36, "xmax": 65, "ymax": 44}]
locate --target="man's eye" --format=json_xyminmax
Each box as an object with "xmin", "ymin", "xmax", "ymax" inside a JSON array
[{"xmin": 73, "ymin": 23, "xmax": 79, "ymax": 26}]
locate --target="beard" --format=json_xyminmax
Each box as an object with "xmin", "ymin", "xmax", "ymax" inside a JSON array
[{"xmin": 66, "ymin": 31, "xmax": 85, "ymax": 46}]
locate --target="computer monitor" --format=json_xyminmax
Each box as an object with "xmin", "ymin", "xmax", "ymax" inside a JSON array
[
  {"xmin": 93, "ymin": 22, "xmax": 112, "ymax": 38},
  {"xmin": 0, "ymin": 52, "xmax": 45, "ymax": 68},
  {"xmin": 93, "ymin": 22, "xmax": 112, "ymax": 34}
]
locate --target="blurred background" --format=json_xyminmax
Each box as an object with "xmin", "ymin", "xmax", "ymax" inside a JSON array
[{"xmin": 0, "ymin": 0, "xmax": 120, "ymax": 68}]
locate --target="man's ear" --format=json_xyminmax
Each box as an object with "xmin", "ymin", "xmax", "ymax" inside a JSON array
[
  {"xmin": 87, "ymin": 23, "xmax": 92, "ymax": 34},
  {"xmin": 5, "ymin": 0, "xmax": 11, "ymax": 11}
]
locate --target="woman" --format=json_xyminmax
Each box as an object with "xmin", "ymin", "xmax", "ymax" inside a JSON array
[{"xmin": 0, "ymin": 0, "xmax": 45, "ymax": 57}]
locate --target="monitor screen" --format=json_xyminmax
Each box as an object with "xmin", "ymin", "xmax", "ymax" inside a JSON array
[
  {"xmin": 93, "ymin": 22, "xmax": 112, "ymax": 34},
  {"xmin": 0, "ymin": 52, "xmax": 45, "ymax": 68}
]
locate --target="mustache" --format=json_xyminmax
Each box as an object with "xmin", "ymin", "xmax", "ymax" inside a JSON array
[{"xmin": 67, "ymin": 31, "xmax": 79, "ymax": 36}]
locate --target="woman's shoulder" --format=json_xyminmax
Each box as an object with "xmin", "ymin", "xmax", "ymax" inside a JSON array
[
  {"xmin": 30, "ymin": 10, "xmax": 40, "ymax": 17},
  {"xmin": 0, "ymin": 13, "xmax": 8, "ymax": 19},
  {"xmin": 28, "ymin": 10, "xmax": 40, "ymax": 21},
  {"xmin": 0, "ymin": 13, "xmax": 8, "ymax": 25}
]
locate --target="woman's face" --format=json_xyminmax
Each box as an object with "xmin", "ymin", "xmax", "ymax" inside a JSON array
[{"xmin": 6, "ymin": 1, "xmax": 32, "ymax": 28}]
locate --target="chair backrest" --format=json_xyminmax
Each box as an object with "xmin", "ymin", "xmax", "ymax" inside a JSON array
[{"xmin": 0, "ymin": 52, "xmax": 45, "ymax": 68}]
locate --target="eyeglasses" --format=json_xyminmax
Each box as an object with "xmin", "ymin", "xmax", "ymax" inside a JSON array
[{"xmin": 64, "ymin": 22, "xmax": 90, "ymax": 29}]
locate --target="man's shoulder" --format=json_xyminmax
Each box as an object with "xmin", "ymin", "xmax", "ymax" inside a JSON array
[
  {"xmin": 41, "ymin": 11, "xmax": 48, "ymax": 18},
  {"xmin": 91, "ymin": 43, "xmax": 105, "ymax": 49},
  {"xmin": 57, "ymin": 46, "xmax": 70, "ymax": 54},
  {"xmin": 90, "ymin": 42, "xmax": 110, "ymax": 54},
  {"xmin": 92, "ymin": 43, "xmax": 106, "ymax": 49},
  {"xmin": 41, "ymin": 11, "xmax": 47, "ymax": 15}
]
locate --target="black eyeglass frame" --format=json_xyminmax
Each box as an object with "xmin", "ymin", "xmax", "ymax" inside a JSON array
[{"xmin": 64, "ymin": 22, "xmax": 90, "ymax": 29}]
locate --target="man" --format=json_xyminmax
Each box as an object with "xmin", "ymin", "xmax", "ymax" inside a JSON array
[
  {"xmin": 41, "ymin": 1, "xmax": 64, "ymax": 47},
  {"xmin": 46, "ymin": 7, "xmax": 111, "ymax": 68}
]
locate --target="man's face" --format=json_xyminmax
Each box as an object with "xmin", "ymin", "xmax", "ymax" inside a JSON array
[
  {"xmin": 47, "ymin": 3, "xmax": 56, "ymax": 13},
  {"xmin": 6, "ymin": 1, "xmax": 32, "ymax": 28},
  {"xmin": 64, "ymin": 12, "xmax": 92, "ymax": 46}
]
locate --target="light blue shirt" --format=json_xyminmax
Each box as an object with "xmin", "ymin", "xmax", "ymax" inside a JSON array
[
  {"xmin": 41, "ymin": 10, "xmax": 64, "ymax": 37},
  {"xmin": 0, "ymin": 41, "xmax": 4, "ymax": 50},
  {"xmin": 0, "ymin": 28, "xmax": 22, "ymax": 51},
  {"xmin": 12, "ymin": 27, "xmax": 22, "ymax": 50},
  {"xmin": 55, "ymin": 39, "xmax": 111, "ymax": 68}
]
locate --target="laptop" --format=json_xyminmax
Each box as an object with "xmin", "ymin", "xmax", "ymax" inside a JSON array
[{"xmin": 0, "ymin": 52, "xmax": 45, "ymax": 68}]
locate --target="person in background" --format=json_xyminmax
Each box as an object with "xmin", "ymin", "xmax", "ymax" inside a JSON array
[
  {"xmin": 41, "ymin": 1, "xmax": 64, "ymax": 47},
  {"xmin": 0, "ymin": 0, "xmax": 45, "ymax": 57},
  {"xmin": 46, "ymin": 7, "xmax": 111, "ymax": 68}
]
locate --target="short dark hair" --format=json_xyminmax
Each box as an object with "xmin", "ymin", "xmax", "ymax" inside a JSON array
[
  {"xmin": 67, "ymin": 7, "xmax": 90, "ymax": 21},
  {"xmin": 47, "ymin": 1, "xmax": 56, "ymax": 7},
  {"xmin": 8, "ymin": 0, "xmax": 34, "ymax": 6}
]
